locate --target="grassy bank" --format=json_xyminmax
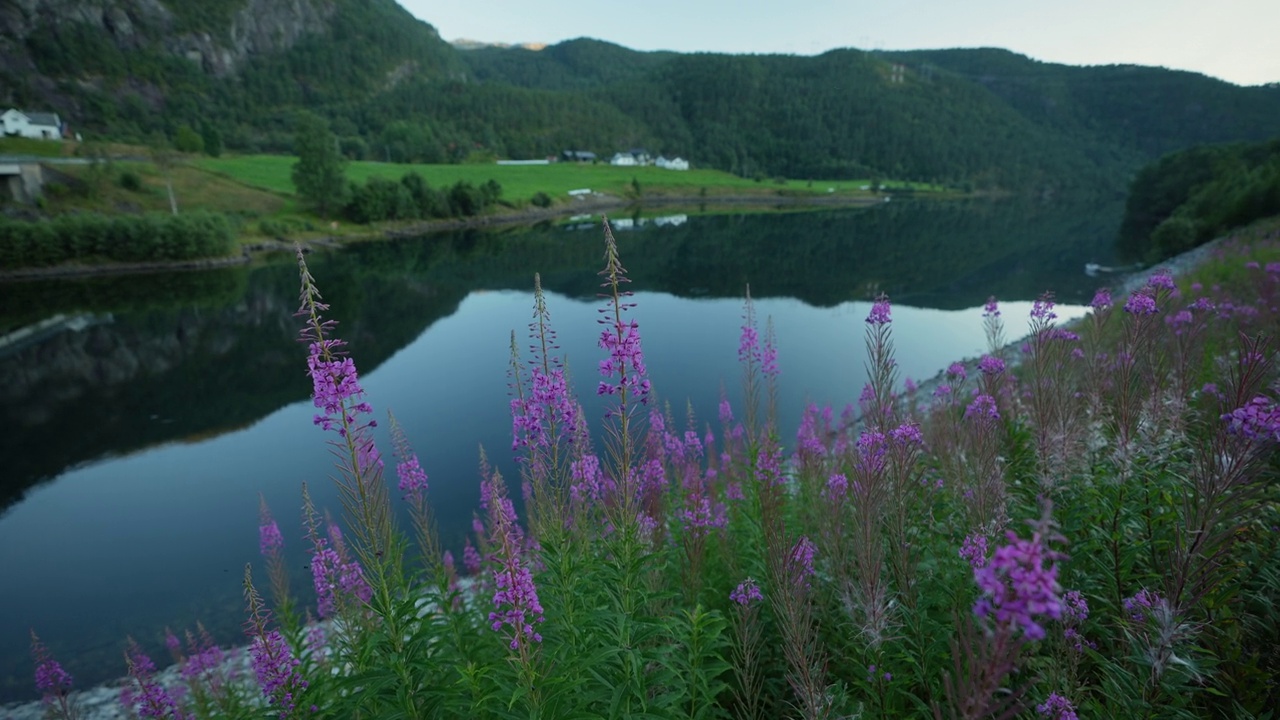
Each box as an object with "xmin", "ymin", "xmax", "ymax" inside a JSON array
[
  {"xmin": 1, "ymin": 148, "xmax": 949, "ymax": 276},
  {"xmin": 196, "ymin": 154, "xmax": 945, "ymax": 204}
]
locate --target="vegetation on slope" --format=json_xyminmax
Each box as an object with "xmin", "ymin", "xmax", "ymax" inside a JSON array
[{"xmin": 1118, "ymin": 137, "xmax": 1280, "ymax": 261}]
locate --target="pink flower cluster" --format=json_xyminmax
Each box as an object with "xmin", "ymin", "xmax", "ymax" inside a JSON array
[
  {"xmin": 730, "ymin": 578, "xmax": 764, "ymax": 606},
  {"xmin": 1222, "ymin": 395, "xmax": 1280, "ymax": 442},
  {"xmin": 972, "ymin": 529, "xmax": 1064, "ymax": 640},
  {"xmin": 866, "ymin": 296, "xmax": 892, "ymax": 325}
]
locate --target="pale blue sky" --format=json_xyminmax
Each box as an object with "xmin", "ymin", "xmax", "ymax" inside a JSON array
[{"xmin": 401, "ymin": 0, "xmax": 1279, "ymax": 86}]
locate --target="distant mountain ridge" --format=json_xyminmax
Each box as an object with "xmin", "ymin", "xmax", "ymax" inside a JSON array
[{"xmin": 1, "ymin": 0, "xmax": 1277, "ymax": 192}]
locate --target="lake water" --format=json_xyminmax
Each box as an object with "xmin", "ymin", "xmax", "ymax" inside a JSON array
[{"xmin": 0, "ymin": 197, "xmax": 1122, "ymax": 701}]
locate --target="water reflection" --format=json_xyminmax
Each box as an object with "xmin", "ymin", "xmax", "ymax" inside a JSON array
[{"xmin": 0, "ymin": 199, "xmax": 1119, "ymax": 701}]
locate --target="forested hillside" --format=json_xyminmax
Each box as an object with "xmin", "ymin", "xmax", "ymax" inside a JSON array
[
  {"xmin": 3, "ymin": 0, "xmax": 1278, "ymax": 193},
  {"xmin": 1118, "ymin": 137, "xmax": 1280, "ymax": 260}
]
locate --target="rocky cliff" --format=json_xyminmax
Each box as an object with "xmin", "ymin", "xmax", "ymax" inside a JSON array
[{"xmin": 0, "ymin": 0, "xmax": 337, "ymax": 78}]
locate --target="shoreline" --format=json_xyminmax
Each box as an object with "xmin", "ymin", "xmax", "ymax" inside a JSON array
[{"xmin": 0, "ymin": 191, "xmax": 891, "ymax": 282}]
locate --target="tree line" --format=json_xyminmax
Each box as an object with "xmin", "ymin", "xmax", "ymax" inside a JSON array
[{"xmin": 1118, "ymin": 137, "xmax": 1280, "ymax": 261}]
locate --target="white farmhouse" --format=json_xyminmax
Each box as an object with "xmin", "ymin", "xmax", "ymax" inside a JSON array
[
  {"xmin": 2, "ymin": 109, "xmax": 63, "ymax": 140},
  {"xmin": 609, "ymin": 152, "xmax": 637, "ymax": 167},
  {"xmin": 655, "ymin": 156, "xmax": 690, "ymax": 171}
]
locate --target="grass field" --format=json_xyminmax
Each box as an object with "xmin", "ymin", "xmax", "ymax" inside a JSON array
[
  {"xmin": 0, "ymin": 137, "xmax": 74, "ymax": 158},
  {"xmin": 195, "ymin": 155, "xmax": 944, "ymax": 203}
]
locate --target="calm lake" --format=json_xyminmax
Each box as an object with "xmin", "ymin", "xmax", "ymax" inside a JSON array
[{"xmin": 0, "ymin": 197, "xmax": 1122, "ymax": 701}]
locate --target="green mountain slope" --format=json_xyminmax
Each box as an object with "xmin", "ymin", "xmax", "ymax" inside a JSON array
[{"xmin": 3, "ymin": 2, "xmax": 1278, "ymax": 193}]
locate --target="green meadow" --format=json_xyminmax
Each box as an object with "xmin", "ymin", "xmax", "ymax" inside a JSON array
[{"xmin": 195, "ymin": 155, "xmax": 942, "ymax": 203}]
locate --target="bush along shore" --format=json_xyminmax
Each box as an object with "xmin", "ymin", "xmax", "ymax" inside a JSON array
[{"xmin": 15, "ymin": 218, "xmax": 1280, "ymax": 720}]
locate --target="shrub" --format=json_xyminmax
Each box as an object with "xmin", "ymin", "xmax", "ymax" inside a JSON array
[{"xmin": 118, "ymin": 171, "xmax": 143, "ymax": 192}]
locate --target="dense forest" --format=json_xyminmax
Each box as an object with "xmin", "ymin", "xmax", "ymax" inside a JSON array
[
  {"xmin": 3, "ymin": 0, "xmax": 1279, "ymax": 193},
  {"xmin": 1118, "ymin": 137, "xmax": 1280, "ymax": 260}
]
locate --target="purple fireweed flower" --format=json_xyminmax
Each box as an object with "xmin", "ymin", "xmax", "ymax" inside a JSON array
[
  {"xmin": 396, "ymin": 454, "xmax": 429, "ymax": 499},
  {"xmin": 1246, "ymin": 261, "xmax": 1261, "ymax": 270},
  {"xmin": 730, "ymin": 578, "xmax": 764, "ymax": 606},
  {"xmin": 977, "ymin": 355, "xmax": 1005, "ymax": 376},
  {"xmin": 789, "ymin": 536, "xmax": 817, "ymax": 586},
  {"xmin": 1267, "ymin": 262, "xmax": 1280, "ymax": 274},
  {"xmin": 1031, "ymin": 293, "xmax": 1057, "ymax": 321},
  {"xmin": 983, "ymin": 296, "xmax": 1000, "ymax": 318},
  {"xmin": 973, "ymin": 529, "xmax": 1064, "ymax": 640},
  {"xmin": 1166, "ymin": 310, "xmax": 1193, "ymax": 328},
  {"xmin": 125, "ymin": 641, "xmax": 187, "ymax": 720},
  {"xmin": 1222, "ymin": 396, "xmax": 1280, "ymax": 442},
  {"xmin": 762, "ymin": 321, "xmax": 779, "ymax": 379},
  {"xmin": 1061, "ymin": 590, "xmax": 1088, "ymax": 624},
  {"xmin": 1124, "ymin": 588, "xmax": 1163, "ymax": 623},
  {"xmin": 1147, "ymin": 269, "xmax": 1176, "ymax": 290},
  {"xmin": 796, "ymin": 403, "xmax": 826, "ymax": 459},
  {"xmin": 933, "ymin": 384, "xmax": 953, "ymax": 399},
  {"xmin": 307, "ymin": 351, "xmax": 376, "ymax": 437},
  {"xmin": 965, "ymin": 394, "xmax": 1000, "ymax": 422},
  {"xmin": 959, "ymin": 532, "xmax": 988, "ymax": 569},
  {"xmin": 1063, "ymin": 627, "xmax": 1095, "ymax": 654},
  {"xmin": 826, "ymin": 472, "xmax": 849, "ymax": 500},
  {"xmin": 680, "ymin": 494, "xmax": 728, "ymax": 536},
  {"xmin": 947, "ymin": 362, "xmax": 967, "ymax": 381},
  {"xmin": 1037, "ymin": 693, "xmax": 1079, "ymax": 720},
  {"xmin": 1124, "ymin": 292, "xmax": 1158, "ymax": 315},
  {"xmin": 596, "ymin": 231, "xmax": 651, "ymax": 411},
  {"xmin": 309, "ymin": 525, "xmax": 372, "ymax": 618},
  {"xmin": 755, "ymin": 441, "xmax": 784, "ymax": 487},
  {"xmin": 866, "ymin": 295, "xmax": 892, "ymax": 325},
  {"xmin": 718, "ymin": 399, "xmax": 735, "ymax": 427},
  {"xmin": 180, "ymin": 632, "xmax": 226, "ymax": 685},
  {"xmin": 1189, "ymin": 297, "xmax": 1215, "ymax": 312},
  {"xmin": 249, "ymin": 629, "xmax": 307, "ymax": 717},
  {"xmin": 569, "ymin": 452, "xmax": 615, "ymax": 506},
  {"xmin": 1090, "ymin": 288, "xmax": 1112, "ymax": 310},
  {"xmin": 259, "ymin": 521, "xmax": 284, "ymax": 560},
  {"xmin": 739, "ymin": 294, "xmax": 761, "ymax": 367},
  {"xmin": 486, "ymin": 482, "xmax": 545, "ymax": 650},
  {"xmin": 164, "ymin": 630, "xmax": 181, "ymax": 657},
  {"xmin": 1046, "ymin": 328, "xmax": 1079, "ymax": 342},
  {"xmin": 31, "ymin": 631, "xmax": 73, "ymax": 699},
  {"xmin": 890, "ymin": 422, "xmax": 924, "ymax": 447},
  {"xmin": 855, "ymin": 430, "xmax": 888, "ymax": 475},
  {"xmin": 463, "ymin": 541, "xmax": 482, "ymax": 576}
]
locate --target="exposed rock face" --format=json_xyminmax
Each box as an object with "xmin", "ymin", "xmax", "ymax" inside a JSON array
[
  {"xmin": 168, "ymin": 0, "xmax": 338, "ymax": 76},
  {"xmin": 0, "ymin": 0, "xmax": 337, "ymax": 79}
]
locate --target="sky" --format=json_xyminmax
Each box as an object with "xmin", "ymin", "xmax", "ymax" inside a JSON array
[{"xmin": 400, "ymin": 0, "xmax": 1280, "ymax": 87}]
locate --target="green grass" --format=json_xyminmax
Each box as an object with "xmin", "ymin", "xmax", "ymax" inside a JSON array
[
  {"xmin": 0, "ymin": 136, "xmax": 71, "ymax": 158},
  {"xmin": 195, "ymin": 155, "xmax": 946, "ymax": 203}
]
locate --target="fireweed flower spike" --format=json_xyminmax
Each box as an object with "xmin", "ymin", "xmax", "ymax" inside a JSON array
[
  {"xmin": 124, "ymin": 639, "xmax": 187, "ymax": 720},
  {"xmin": 972, "ymin": 520, "xmax": 1065, "ymax": 641},
  {"xmin": 484, "ymin": 475, "xmax": 545, "ymax": 653},
  {"xmin": 294, "ymin": 246, "xmax": 397, "ymax": 570},
  {"xmin": 731, "ymin": 578, "xmax": 764, "ymax": 606},
  {"xmin": 1037, "ymin": 693, "xmax": 1079, "ymax": 720},
  {"xmin": 31, "ymin": 630, "xmax": 75, "ymax": 719},
  {"xmin": 597, "ymin": 218, "xmax": 651, "ymax": 490},
  {"xmin": 244, "ymin": 565, "xmax": 307, "ymax": 718}
]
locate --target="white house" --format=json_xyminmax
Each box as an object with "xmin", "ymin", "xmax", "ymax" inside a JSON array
[
  {"xmin": 609, "ymin": 152, "xmax": 637, "ymax": 167},
  {"xmin": 2, "ymin": 109, "xmax": 63, "ymax": 140},
  {"xmin": 655, "ymin": 156, "xmax": 690, "ymax": 171}
]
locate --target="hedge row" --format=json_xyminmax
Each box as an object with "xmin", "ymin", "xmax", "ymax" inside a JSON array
[{"xmin": 0, "ymin": 211, "xmax": 236, "ymax": 268}]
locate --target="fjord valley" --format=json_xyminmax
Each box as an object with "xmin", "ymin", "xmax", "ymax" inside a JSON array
[
  {"xmin": 4, "ymin": 2, "xmax": 1280, "ymax": 719},
  {"xmin": 4, "ymin": 0, "xmax": 1279, "ymax": 196}
]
